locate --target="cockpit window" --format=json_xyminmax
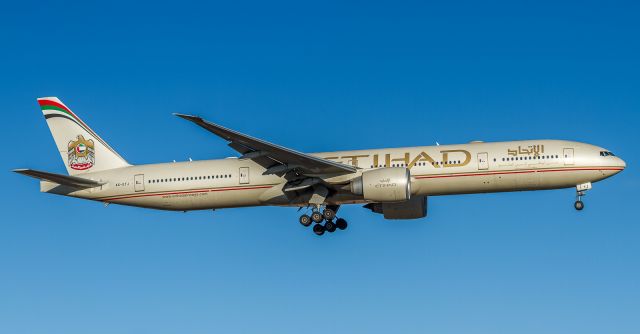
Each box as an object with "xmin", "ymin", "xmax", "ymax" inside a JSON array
[{"xmin": 600, "ymin": 151, "xmax": 616, "ymax": 157}]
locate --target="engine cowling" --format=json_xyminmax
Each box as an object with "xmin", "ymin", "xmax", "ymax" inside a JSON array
[
  {"xmin": 364, "ymin": 196, "xmax": 428, "ymax": 220},
  {"xmin": 350, "ymin": 167, "xmax": 410, "ymax": 202}
]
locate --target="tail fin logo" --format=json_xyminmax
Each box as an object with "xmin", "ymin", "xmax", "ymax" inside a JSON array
[{"xmin": 68, "ymin": 135, "xmax": 95, "ymax": 170}]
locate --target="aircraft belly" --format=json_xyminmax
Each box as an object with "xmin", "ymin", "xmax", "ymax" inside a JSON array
[
  {"xmin": 537, "ymin": 169, "xmax": 607, "ymax": 189},
  {"xmin": 201, "ymin": 188, "xmax": 265, "ymax": 209},
  {"xmin": 112, "ymin": 194, "xmax": 195, "ymax": 211},
  {"xmin": 103, "ymin": 186, "xmax": 270, "ymax": 211},
  {"xmin": 164, "ymin": 188, "xmax": 267, "ymax": 210},
  {"xmin": 258, "ymin": 183, "xmax": 289, "ymax": 204},
  {"xmin": 413, "ymin": 175, "xmax": 497, "ymax": 195}
]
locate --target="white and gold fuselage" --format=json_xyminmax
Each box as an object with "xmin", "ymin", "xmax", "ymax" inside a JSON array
[{"xmin": 42, "ymin": 139, "xmax": 625, "ymax": 211}]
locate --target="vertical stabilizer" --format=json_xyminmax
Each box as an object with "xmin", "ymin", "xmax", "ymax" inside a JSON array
[{"xmin": 38, "ymin": 97, "xmax": 130, "ymax": 175}]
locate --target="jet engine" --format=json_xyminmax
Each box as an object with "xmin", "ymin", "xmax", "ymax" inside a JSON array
[{"xmin": 350, "ymin": 167, "xmax": 411, "ymax": 202}]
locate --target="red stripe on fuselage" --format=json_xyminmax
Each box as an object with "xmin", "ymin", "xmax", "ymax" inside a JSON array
[
  {"xmin": 100, "ymin": 185, "xmax": 274, "ymax": 202},
  {"xmin": 413, "ymin": 167, "xmax": 624, "ymax": 179}
]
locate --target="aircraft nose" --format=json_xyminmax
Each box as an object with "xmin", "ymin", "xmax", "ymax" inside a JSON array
[{"xmin": 618, "ymin": 157, "xmax": 626, "ymax": 169}]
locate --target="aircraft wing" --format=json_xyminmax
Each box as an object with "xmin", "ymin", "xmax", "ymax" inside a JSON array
[
  {"xmin": 174, "ymin": 114, "xmax": 357, "ymax": 176},
  {"xmin": 13, "ymin": 169, "xmax": 105, "ymax": 189}
]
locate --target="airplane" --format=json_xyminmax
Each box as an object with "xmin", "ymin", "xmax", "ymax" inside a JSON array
[{"xmin": 14, "ymin": 97, "xmax": 626, "ymax": 235}]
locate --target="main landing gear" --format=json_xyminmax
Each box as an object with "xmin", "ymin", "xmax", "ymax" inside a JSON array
[
  {"xmin": 299, "ymin": 206, "xmax": 348, "ymax": 236},
  {"xmin": 574, "ymin": 182, "xmax": 592, "ymax": 211}
]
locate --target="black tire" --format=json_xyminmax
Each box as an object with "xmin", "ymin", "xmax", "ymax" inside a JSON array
[
  {"xmin": 311, "ymin": 211, "xmax": 324, "ymax": 223},
  {"xmin": 335, "ymin": 218, "xmax": 348, "ymax": 230},
  {"xmin": 574, "ymin": 201, "xmax": 584, "ymax": 211},
  {"xmin": 325, "ymin": 221, "xmax": 336, "ymax": 232},
  {"xmin": 313, "ymin": 223, "xmax": 325, "ymax": 236},
  {"xmin": 323, "ymin": 208, "xmax": 336, "ymax": 222},
  {"xmin": 299, "ymin": 214, "xmax": 312, "ymax": 227}
]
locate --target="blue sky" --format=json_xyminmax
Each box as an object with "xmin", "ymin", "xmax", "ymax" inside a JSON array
[{"xmin": 1, "ymin": 1, "xmax": 639, "ymax": 333}]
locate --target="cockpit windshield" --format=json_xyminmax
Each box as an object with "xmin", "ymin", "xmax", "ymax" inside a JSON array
[{"xmin": 600, "ymin": 151, "xmax": 616, "ymax": 157}]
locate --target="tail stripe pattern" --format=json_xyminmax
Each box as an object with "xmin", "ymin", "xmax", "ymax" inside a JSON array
[{"xmin": 38, "ymin": 99, "xmax": 125, "ymax": 161}]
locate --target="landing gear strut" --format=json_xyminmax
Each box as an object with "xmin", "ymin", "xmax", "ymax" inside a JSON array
[
  {"xmin": 299, "ymin": 205, "xmax": 347, "ymax": 236},
  {"xmin": 574, "ymin": 182, "xmax": 592, "ymax": 211}
]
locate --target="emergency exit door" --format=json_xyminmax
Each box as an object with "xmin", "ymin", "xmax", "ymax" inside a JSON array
[
  {"xmin": 563, "ymin": 148, "xmax": 575, "ymax": 165},
  {"xmin": 477, "ymin": 152, "xmax": 489, "ymax": 170},
  {"xmin": 239, "ymin": 167, "xmax": 250, "ymax": 184},
  {"xmin": 134, "ymin": 174, "xmax": 145, "ymax": 192}
]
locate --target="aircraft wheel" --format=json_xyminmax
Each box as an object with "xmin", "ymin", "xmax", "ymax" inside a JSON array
[
  {"xmin": 325, "ymin": 220, "xmax": 336, "ymax": 233},
  {"xmin": 323, "ymin": 208, "xmax": 336, "ymax": 222},
  {"xmin": 574, "ymin": 200, "xmax": 584, "ymax": 211},
  {"xmin": 335, "ymin": 218, "xmax": 348, "ymax": 230},
  {"xmin": 313, "ymin": 223, "xmax": 325, "ymax": 236},
  {"xmin": 299, "ymin": 214, "xmax": 312, "ymax": 227},
  {"xmin": 311, "ymin": 211, "xmax": 324, "ymax": 224}
]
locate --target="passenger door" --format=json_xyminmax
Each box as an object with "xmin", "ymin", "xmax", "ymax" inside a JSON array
[
  {"xmin": 563, "ymin": 148, "xmax": 575, "ymax": 165},
  {"xmin": 134, "ymin": 174, "xmax": 145, "ymax": 192},
  {"xmin": 239, "ymin": 167, "xmax": 250, "ymax": 184},
  {"xmin": 477, "ymin": 152, "xmax": 489, "ymax": 170}
]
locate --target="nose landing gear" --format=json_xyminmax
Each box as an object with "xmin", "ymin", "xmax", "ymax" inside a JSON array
[
  {"xmin": 299, "ymin": 205, "xmax": 346, "ymax": 236},
  {"xmin": 574, "ymin": 182, "xmax": 592, "ymax": 211}
]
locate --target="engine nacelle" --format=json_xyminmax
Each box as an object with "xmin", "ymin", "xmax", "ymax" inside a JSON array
[
  {"xmin": 350, "ymin": 167, "xmax": 411, "ymax": 202},
  {"xmin": 364, "ymin": 196, "xmax": 428, "ymax": 220}
]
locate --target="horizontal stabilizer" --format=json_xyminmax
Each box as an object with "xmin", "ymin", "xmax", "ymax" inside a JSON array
[{"xmin": 13, "ymin": 169, "xmax": 105, "ymax": 188}]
